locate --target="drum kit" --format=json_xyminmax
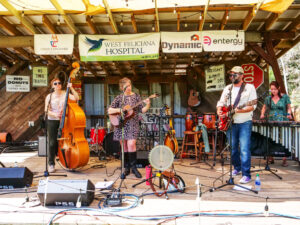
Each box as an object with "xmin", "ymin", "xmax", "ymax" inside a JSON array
[{"xmin": 185, "ymin": 112, "xmax": 216, "ymax": 131}]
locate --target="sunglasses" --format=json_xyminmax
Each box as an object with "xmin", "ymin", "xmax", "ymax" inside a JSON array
[
  {"xmin": 229, "ymin": 73, "xmax": 240, "ymax": 77},
  {"xmin": 53, "ymin": 82, "xmax": 61, "ymax": 85}
]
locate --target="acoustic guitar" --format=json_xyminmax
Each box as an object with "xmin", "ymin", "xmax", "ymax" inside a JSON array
[
  {"xmin": 188, "ymin": 89, "xmax": 201, "ymax": 107},
  {"xmin": 109, "ymin": 93, "xmax": 159, "ymax": 127},
  {"xmin": 163, "ymin": 105, "xmax": 179, "ymax": 154},
  {"xmin": 218, "ymin": 99, "xmax": 257, "ymax": 131}
]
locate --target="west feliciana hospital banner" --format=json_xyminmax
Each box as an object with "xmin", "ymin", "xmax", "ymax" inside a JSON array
[
  {"xmin": 202, "ymin": 30, "xmax": 245, "ymax": 52},
  {"xmin": 79, "ymin": 33, "xmax": 160, "ymax": 61},
  {"xmin": 34, "ymin": 34, "xmax": 74, "ymax": 55},
  {"xmin": 161, "ymin": 32, "xmax": 202, "ymax": 53}
]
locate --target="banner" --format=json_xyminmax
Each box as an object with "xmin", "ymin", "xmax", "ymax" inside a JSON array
[
  {"xmin": 161, "ymin": 32, "xmax": 202, "ymax": 53},
  {"xmin": 205, "ymin": 64, "xmax": 225, "ymax": 92},
  {"xmin": 79, "ymin": 33, "xmax": 160, "ymax": 61},
  {"xmin": 32, "ymin": 66, "xmax": 48, "ymax": 87},
  {"xmin": 202, "ymin": 30, "xmax": 244, "ymax": 52},
  {"xmin": 34, "ymin": 34, "xmax": 74, "ymax": 55},
  {"xmin": 6, "ymin": 75, "xmax": 30, "ymax": 92}
]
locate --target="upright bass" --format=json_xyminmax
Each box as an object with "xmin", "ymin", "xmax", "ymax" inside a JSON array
[{"xmin": 57, "ymin": 62, "xmax": 89, "ymax": 169}]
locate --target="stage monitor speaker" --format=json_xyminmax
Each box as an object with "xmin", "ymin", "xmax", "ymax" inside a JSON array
[
  {"xmin": 38, "ymin": 136, "xmax": 47, "ymax": 157},
  {"xmin": 0, "ymin": 167, "xmax": 33, "ymax": 189},
  {"xmin": 136, "ymin": 150, "xmax": 149, "ymax": 168},
  {"xmin": 37, "ymin": 179, "xmax": 95, "ymax": 207}
]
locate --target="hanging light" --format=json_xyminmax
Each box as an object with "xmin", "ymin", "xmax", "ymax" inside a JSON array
[
  {"xmin": 152, "ymin": 24, "xmax": 155, "ymax": 31},
  {"xmin": 57, "ymin": 15, "xmax": 61, "ymax": 26},
  {"xmin": 209, "ymin": 23, "xmax": 213, "ymax": 28},
  {"xmin": 164, "ymin": 55, "xmax": 167, "ymax": 60},
  {"xmin": 185, "ymin": 23, "xmax": 188, "ymax": 28},
  {"xmin": 120, "ymin": 16, "xmax": 123, "ymax": 26},
  {"xmin": 90, "ymin": 15, "xmax": 94, "ymax": 22},
  {"xmin": 21, "ymin": 10, "xmax": 24, "ymax": 17},
  {"xmin": 199, "ymin": 12, "xmax": 202, "ymax": 20},
  {"xmin": 226, "ymin": 14, "xmax": 229, "ymax": 20},
  {"xmin": 173, "ymin": 4, "xmax": 177, "ymax": 14}
]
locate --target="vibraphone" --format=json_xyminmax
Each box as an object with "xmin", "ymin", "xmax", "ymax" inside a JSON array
[{"xmin": 252, "ymin": 120, "xmax": 300, "ymax": 161}]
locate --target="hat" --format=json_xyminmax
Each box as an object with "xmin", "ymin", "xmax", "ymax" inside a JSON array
[{"xmin": 230, "ymin": 66, "xmax": 244, "ymax": 74}]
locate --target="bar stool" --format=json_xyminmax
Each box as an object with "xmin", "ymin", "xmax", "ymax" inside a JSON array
[{"xmin": 180, "ymin": 131, "xmax": 202, "ymax": 161}]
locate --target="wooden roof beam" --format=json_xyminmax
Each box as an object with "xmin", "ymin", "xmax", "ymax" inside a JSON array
[
  {"xmin": 42, "ymin": 15, "xmax": 58, "ymax": 34},
  {"xmin": 114, "ymin": 61, "xmax": 123, "ymax": 76},
  {"xmin": 144, "ymin": 60, "xmax": 150, "ymax": 76},
  {"xmin": 154, "ymin": 0, "xmax": 160, "ymax": 32},
  {"xmin": 0, "ymin": 0, "xmax": 39, "ymax": 34},
  {"xmin": 103, "ymin": 0, "xmax": 119, "ymax": 34},
  {"xmin": 15, "ymin": 48, "xmax": 35, "ymax": 61},
  {"xmin": 86, "ymin": 15, "xmax": 98, "ymax": 34},
  {"xmin": 199, "ymin": 0, "xmax": 210, "ymax": 31},
  {"xmin": 49, "ymin": 0, "xmax": 78, "ymax": 34},
  {"xmin": 85, "ymin": 63, "xmax": 98, "ymax": 77},
  {"xmin": 177, "ymin": 11, "xmax": 180, "ymax": 32},
  {"xmin": 128, "ymin": 61, "xmax": 137, "ymax": 77},
  {"xmin": 0, "ymin": 48, "xmax": 20, "ymax": 61},
  {"xmin": 265, "ymin": 13, "xmax": 281, "ymax": 31},
  {"xmin": 98, "ymin": 62, "xmax": 110, "ymax": 76},
  {"xmin": 0, "ymin": 16, "xmax": 22, "ymax": 35},
  {"xmin": 220, "ymin": 10, "xmax": 229, "ymax": 30},
  {"xmin": 242, "ymin": 0, "xmax": 264, "ymax": 31},
  {"xmin": 131, "ymin": 14, "xmax": 138, "ymax": 33}
]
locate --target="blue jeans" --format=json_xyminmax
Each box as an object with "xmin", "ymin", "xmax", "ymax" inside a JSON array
[{"xmin": 227, "ymin": 120, "xmax": 252, "ymax": 178}]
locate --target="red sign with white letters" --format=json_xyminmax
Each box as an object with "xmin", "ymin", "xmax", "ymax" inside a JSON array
[{"xmin": 241, "ymin": 63, "xmax": 264, "ymax": 89}]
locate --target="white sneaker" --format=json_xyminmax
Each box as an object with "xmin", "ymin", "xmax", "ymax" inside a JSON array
[
  {"xmin": 48, "ymin": 165, "xmax": 55, "ymax": 173},
  {"xmin": 239, "ymin": 176, "xmax": 251, "ymax": 184}
]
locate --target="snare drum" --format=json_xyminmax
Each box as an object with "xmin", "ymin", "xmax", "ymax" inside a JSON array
[{"xmin": 203, "ymin": 113, "xmax": 216, "ymax": 129}]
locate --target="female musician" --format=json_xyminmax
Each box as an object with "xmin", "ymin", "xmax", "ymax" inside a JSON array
[
  {"xmin": 44, "ymin": 74, "xmax": 79, "ymax": 173},
  {"xmin": 260, "ymin": 81, "xmax": 292, "ymax": 166},
  {"xmin": 108, "ymin": 77, "xmax": 151, "ymax": 178}
]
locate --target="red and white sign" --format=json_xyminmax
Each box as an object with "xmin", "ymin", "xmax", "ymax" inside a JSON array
[{"xmin": 242, "ymin": 63, "xmax": 264, "ymax": 89}]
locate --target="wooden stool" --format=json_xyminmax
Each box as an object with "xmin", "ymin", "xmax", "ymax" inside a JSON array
[{"xmin": 180, "ymin": 131, "xmax": 202, "ymax": 161}]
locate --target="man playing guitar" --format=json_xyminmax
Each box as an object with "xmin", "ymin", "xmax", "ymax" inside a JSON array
[{"xmin": 216, "ymin": 66, "xmax": 257, "ymax": 184}]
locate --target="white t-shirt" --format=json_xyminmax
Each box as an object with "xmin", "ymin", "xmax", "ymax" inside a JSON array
[
  {"xmin": 45, "ymin": 91, "xmax": 66, "ymax": 121},
  {"xmin": 217, "ymin": 83, "xmax": 257, "ymax": 123}
]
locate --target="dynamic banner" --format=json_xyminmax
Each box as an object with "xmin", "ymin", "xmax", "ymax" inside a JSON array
[
  {"xmin": 161, "ymin": 32, "xmax": 202, "ymax": 53},
  {"xmin": 34, "ymin": 34, "xmax": 74, "ymax": 55},
  {"xmin": 205, "ymin": 64, "xmax": 225, "ymax": 92},
  {"xmin": 6, "ymin": 75, "xmax": 30, "ymax": 92},
  {"xmin": 79, "ymin": 33, "xmax": 160, "ymax": 61},
  {"xmin": 202, "ymin": 30, "xmax": 245, "ymax": 52}
]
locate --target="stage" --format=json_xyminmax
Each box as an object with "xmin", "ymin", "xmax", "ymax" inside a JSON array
[{"xmin": 1, "ymin": 151, "xmax": 300, "ymax": 224}]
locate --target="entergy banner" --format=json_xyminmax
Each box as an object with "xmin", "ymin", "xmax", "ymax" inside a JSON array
[
  {"xmin": 205, "ymin": 64, "xmax": 225, "ymax": 92},
  {"xmin": 202, "ymin": 30, "xmax": 244, "ymax": 52},
  {"xmin": 34, "ymin": 34, "xmax": 74, "ymax": 55},
  {"xmin": 32, "ymin": 66, "xmax": 48, "ymax": 87},
  {"xmin": 79, "ymin": 33, "xmax": 160, "ymax": 61},
  {"xmin": 6, "ymin": 75, "xmax": 30, "ymax": 92},
  {"xmin": 161, "ymin": 32, "xmax": 202, "ymax": 53}
]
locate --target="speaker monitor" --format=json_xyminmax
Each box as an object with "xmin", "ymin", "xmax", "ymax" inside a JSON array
[
  {"xmin": 38, "ymin": 136, "xmax": 47, "ymax": 157},
  {"xmin": 136, "ymin": 150, "xmax": 149, "ymax": 168},
  {"xmin": 0, "ymin": 167, "xmax": 33, "ymax": 189},
  {"xmin": 37, "ymin": 179, "xmax": 95, "ymax": 207}
]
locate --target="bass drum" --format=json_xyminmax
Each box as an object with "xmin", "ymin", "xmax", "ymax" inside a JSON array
[{"xmin": 103, "ymin": 132, "xmax": 120, "ymax": 158}]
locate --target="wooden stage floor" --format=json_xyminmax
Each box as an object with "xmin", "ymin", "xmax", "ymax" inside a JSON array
[{"xmin": 0, "ymin": 151, "xmax": 300, "ymax": 225}]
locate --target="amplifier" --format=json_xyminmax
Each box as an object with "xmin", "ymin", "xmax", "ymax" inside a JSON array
[
  {"xmin": 136, "ymin": 150, "xmax": 149, "ymax": 168},
  {"xmin": 0, "ymin": 167, "xmax": 33, "ymax": 189},
  {"xmin": 37, "ymin": 179, "xmax": 95, "ymax": 207}
]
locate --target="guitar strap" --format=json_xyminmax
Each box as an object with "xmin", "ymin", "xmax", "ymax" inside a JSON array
[{"xmin": 232, "ymin": 83, "xmax": 245, "ymax": 109}]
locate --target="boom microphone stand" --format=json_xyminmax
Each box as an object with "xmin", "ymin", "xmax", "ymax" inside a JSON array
[
  {"xmin": 210, "ymin": 80, "xmax": 257, "ymax": 194},
  {"xmin": 36, "ymin": 90, "xmax": 67, "ymax": 178},
  {"xmin": 251, "ymin": 96, "xmax": 282, "ymax": 179}
]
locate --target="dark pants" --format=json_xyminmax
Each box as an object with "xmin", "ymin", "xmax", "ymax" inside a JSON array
[{"xmin": 47, "ymin": 120, "xmax": 60, "ymax": 166}]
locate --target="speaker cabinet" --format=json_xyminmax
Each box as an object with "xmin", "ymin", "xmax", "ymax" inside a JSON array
[
  {"xmin": 136, "ymin": 150, "xmax": 149, "ymax": 168},
  {"xmin": 37, "ymin": 179, "xmax": 95, "ymax": 207},
  {"xmin": 0, "ymin": 167, "xmax": 33, "ymax": 189}
]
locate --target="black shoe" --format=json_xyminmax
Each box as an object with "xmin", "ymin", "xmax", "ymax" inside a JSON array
[
  {"xmin": 124, "ymin": 168, "xmax": 130, "ymax": 176},
  {"xmin": 132, "ymin": 167, "xmax": 142, "ymax": 178}
]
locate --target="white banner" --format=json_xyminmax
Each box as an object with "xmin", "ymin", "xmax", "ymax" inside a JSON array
[
  {"xmin": 32, "ymin": 66, "xmax": 48, "ymax": 87},
  {"xmin": 161, "ymin": 32, "xmax": 202, "ymax": 53},
  {"xmin": 202, "ymin": 30, "xmax": 245, "ymax": 52},
  {"xmin": 6, "ymin": 75, "xmax": 30, "ymax": 92},
  {"xmin": 205, "ymin": 65, "xmax": 225, "ymax": 92},
  {"xmin": 34, "ymin": 34, "xmax": 74, "ymax": 55},
  {"xmin": 79, "ymin": 33, "xmax": 160, "ymax": 61}
]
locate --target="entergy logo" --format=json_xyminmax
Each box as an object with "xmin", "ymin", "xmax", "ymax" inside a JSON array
[
  {"xmin": 50, "ymin": 34, "xmax": 58, "ymax": 47},
  {"xmin": 203, "ymin": 36, "xmax": 211, "ymax": 46}
]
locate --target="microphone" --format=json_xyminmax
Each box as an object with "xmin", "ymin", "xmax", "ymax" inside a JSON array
[{"xmin": 123, "ymin": 85, "xmax": 129, "ymax": 91}]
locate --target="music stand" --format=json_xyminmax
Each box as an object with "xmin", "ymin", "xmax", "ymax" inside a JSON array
[
  {"xmin": 35, "ymin": 93, "xmax": 67, "ymax": 178},
  {"xmin": 210, "ymin": 82, "xmax": 257, "ymax": 194},
  {"xmin": 251, "ymin": 97, "xmax": 282, "ymax": 180}
]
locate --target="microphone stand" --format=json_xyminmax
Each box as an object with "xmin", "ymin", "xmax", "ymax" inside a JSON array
[
  {"xmin": 251, "ymin": 95, "xmax": 282, "ymax": 179},
  {"xmin": 35, "ymin": 91, "xmax": 67, "ymax": 178},
  {"xmin": 210, "ymin": 80, "xmax": 257, "ymax": 194}
]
